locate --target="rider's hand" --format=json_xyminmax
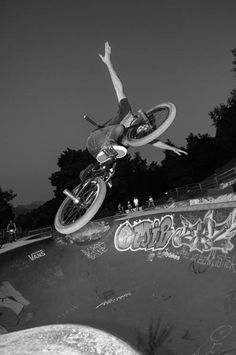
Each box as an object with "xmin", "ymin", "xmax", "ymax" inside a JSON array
[
  {"xmin": 99, "ymin": 41, "xmax": 112, "ymax": 65},
  {"xmin": 172, "ymin": 147, "xmax": 188, "ymax": 156}
]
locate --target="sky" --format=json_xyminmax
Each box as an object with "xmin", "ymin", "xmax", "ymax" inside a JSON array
[{"xmin": 0, "ymin": 0, "xmax": 235, "ymax": 206}]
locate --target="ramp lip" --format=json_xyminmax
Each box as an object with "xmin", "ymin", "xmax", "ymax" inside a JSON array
[
  {"xmin": 0, "ymin": 235, "xmax": 53, "ymax": 255},
  {"xmin": 115, "ymin": 200, "xmax": 236, "ymax": 220}
]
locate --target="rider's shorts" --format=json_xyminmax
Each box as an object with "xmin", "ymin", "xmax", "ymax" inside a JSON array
[{"xmin": 86, "ymin": 98, "xmax": 132, "ymax": 159}]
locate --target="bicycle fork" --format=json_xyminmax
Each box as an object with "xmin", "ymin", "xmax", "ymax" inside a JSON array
[
  {"xmin": 63, "ymin": 180, "xmax": 96, "ymax": 206},
  {"xmin": 63, "ymin": 189, "xmax": 80, "ymax": 204}
]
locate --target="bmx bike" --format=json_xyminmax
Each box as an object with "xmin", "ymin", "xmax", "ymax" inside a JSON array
[{"xmin": 54, "ymin": 102, "xmax": 176, "ymax": 235}]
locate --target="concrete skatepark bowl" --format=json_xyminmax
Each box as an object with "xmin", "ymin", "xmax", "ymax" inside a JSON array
[{"xmin": 1, "ymin": 201, "xmax": 236, "ymax": 354}]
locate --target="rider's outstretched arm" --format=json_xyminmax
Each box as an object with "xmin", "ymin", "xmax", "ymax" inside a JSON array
[
  {"xmin": 99, "ymin": 42, "xmax": 126, "ymax": 102},
  {"xmin": 152, "ymin": 140, "xmax": 187, "ymax": 156}
]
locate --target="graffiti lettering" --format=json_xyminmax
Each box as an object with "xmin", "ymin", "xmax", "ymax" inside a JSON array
[
  {"xmin": 193, "ymin": 324, "xmax": 233, "ymax": 355},
  {"xmin": 173, "ymin": 246, "xmax": 236, "ymax": 274},
  {"xmin": 147, "ymin": 252, "xmax": 156, "ymax": 262},
  {"xmin": 189, "ymin": 250, "xmax": 236, "ymax": 273},
  {"xmin": 81, "ymin": 241, "xmax": 107, "ymax": 260},
  {"xmin": 189, "ymin": 261, "xmax": 208, "ymax": 274},
  {"xmin": 157, "ymin": 249, "xmax": 180, "ymax": 261},
  {"xmin": 114, "ymin": 209, "xmax": 236, "ymax": 256},
  {"xmin": 96, "ymin": 292, "xmax": 132, "ymax": 309},
  {"xmin": 114, "ymin": 216, "xmax": 174, "ymax": 252},
  {"xmin": 173, "ymin": 209, "xmax": 236, "ymax": 254},
  {"xmin": 210, "ymin": 325, "xmax": 232, "ymax": 342}
]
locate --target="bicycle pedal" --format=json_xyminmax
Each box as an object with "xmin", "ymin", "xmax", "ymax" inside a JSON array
[{"xmin": 102, "ymin": 146, "xmax": 118, "ymax": 158}]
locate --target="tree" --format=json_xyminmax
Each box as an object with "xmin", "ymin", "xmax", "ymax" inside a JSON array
[
  {"xmin": 49, "ymin": 148, "xmax": 95, "ymax": 199},
  {"xmin": 209, "ymin": 90, "xmax": 236, "ymax": 158},
  {"xmin": 231, "ymin": 48, "xmax": 236, "ymax": 77},
  {"xmin": 0, "ymin": 187, "xmax": 16, "ymax": 228},
  {"xmin": 16, "ymin": 198, "xmax": 60, "ymax": 230},
  {"xmin": 105, "ymin": 152, "xmax": 151, "ymax": 210},
  {"xmin": 185, "ymin": 133, "xmax": 227, "ymax": 181},
  {"xmin": 156, "ymin": 139, "xmax": 189, "ymax": 189}
]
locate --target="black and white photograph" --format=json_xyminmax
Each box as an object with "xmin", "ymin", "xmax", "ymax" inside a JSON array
[{"xmin": 0, "ymin": 0, "xmax": 236, "ymax": 354}]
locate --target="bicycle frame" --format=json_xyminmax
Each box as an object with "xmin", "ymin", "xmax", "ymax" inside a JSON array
[{"xmin": 89, "ymin": 161, "xmax": 116, "ymax": 185}]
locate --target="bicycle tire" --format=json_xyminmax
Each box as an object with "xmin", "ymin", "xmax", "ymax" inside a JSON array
[
  {"xmin": 54, "ymin": 177, "xmax": 107, "ymax": 234},
  {"xmin": 122, "ymin": 102, "xmax": 176, "ymax": 147}
]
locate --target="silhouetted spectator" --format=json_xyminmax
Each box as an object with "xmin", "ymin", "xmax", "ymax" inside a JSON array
[
  {"xmin": 133, "ymin": 197, "xmax": 139, "ymax": 210},
  {"xmin": 127, "ymin": 201, "xmax": 133, "ymax": 212},
  {"xmin": 118, "ymin": 203, "xmax": 124, "ymax": 214},
  {"xmin": 6, "ymin": 220, "xmax": 17, "ymax": 242},
  {"xmin": 148, "ymin": 196, "xmax": 155, "ymax": 208}
]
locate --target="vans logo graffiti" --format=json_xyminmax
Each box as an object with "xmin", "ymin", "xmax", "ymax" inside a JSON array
[{"xmin": 28, "ymin": 249, "xmax": 46, "ymax": 261}]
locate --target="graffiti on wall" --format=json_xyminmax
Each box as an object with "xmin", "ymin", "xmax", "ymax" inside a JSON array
[
  {"xmin": 95, "ymin": 292, "xmax": 132, "ymax": 310},
  {"xmin": 81, "ymin": 241, "xmax": 108, "ymax": 260},
  {"xmin": 193, "ymin": 324, "xmax": 234, "ymax": 355},
  {"xmin": 114, "ymin": 215, "xmax": 174, "ymax": 252},
  {"xmin": 114, "ymin": 209, "xmax": 236, "ymax": 255},
  {"xmin": 57, "ymin": 221, "xmax": 111, "ymax": 245},
  {"xmin": 172, "ymin": 209, "xmax": 236, "ymax": 254},
  {"xmin": 0, "ymin": 281, "xmax": 30, "ymax": 333},
  {"xmin": 177, "ymin": 246, "xmax": 236, "ymax": 274},
  {"xmin": 28, "ymin": 249, "xmax": 46, "ymax": 261}
]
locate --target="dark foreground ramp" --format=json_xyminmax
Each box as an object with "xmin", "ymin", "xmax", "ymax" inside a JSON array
[{"xmin": 1, "ymin": 202, "xmax": 236, "ymax": 354}]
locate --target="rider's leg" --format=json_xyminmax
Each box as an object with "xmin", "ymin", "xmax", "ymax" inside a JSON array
[
  {"xmin": 79, "ymin": 163, "xmax": 94, "ymax": 182},
  {"xmin": 86, "ymin": 99, "xmax": 132, "ymax": 163},
  {"xmin": 86, "ymin": 129, "xmax": 106, "ymax": 158},
  {"xmin": 97, "ymin": 124, "xmax": 127, "ymax": 163},
  {"xmin": 87, "ymin": 125, "xmax": 127, "ymax": 163}
]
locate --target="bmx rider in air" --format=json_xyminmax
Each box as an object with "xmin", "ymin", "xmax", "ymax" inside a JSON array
[{"xmin": 86, "ymin": 42, "xmax": 187, "ymax": 164}]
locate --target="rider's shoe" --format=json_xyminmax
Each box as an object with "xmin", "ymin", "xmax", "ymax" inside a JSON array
[{"xmin": 96, "ymin": 144, "xmax": 127, "ymax": 163}]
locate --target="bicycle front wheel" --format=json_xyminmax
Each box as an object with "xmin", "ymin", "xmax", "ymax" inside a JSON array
[
  {"xmin": 122, "ymin": 102, "xmax": 176, "ymax": 147},
  {"xmin": 54, "ymin": 177, "xmax": 107, "ymax": 234}
]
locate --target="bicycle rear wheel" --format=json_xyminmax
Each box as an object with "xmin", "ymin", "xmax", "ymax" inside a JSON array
[
  {"xmin": 54, "ymin": 177, "xmax": 107, "ymax": 234},
  {"xmin": 122, "ymin": 102, "xmax": 176, "ymax": 147}
]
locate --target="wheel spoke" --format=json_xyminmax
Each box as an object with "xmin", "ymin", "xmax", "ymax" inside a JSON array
[
  {"xmin": 129, "ymin": 107, "xmax": 170, "ymax": 140},
  {"xmin": 130, "ymin": 124, "xmax": 152, "ymax": 139},
  {"xmin": 64, "ymin": 205, "xmax": 82, "ymax": 224},
  {"xmin": 64, "ymin": 204, "xmax": 78, "ymax": 223},
  {"xmin": 61, "ymin": 181, "xmax": 99, "ymax": 226},
  {"xmin": 148, "ymin": 107, "xmax": 169, "ymax": 130}
]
